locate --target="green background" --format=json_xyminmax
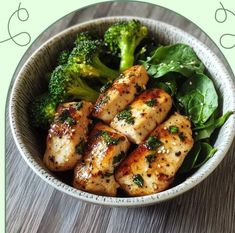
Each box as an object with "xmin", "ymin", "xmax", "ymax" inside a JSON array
[{"xmin": 1, "ymin": 0, "xmax": 234, "ymax": 231}]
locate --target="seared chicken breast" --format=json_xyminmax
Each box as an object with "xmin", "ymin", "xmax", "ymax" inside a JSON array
[
  {"xmin": 73, "ymin": 122, "xmax": 130, "ymax": 196},
  {"xmin": 43, "ymin": 101, "xmax": 92, "ymax": 171},
  {"xmin": 92, "ymin": 65, "xmax": 149, "ymax": 123},
  {"xmin": 115, "ymin": 113, "xmax": 194, "ymax": 196},
  {"xmin": 111, "ymin": 88, "xmax": 172, "ymax": 144}
]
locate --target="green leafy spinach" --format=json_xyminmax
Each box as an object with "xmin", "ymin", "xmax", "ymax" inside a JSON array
[
  {"xmin": 194, "ymin": 111, "xmax": 233, "ymax": 141},
  {"xmin": 176, "ymin": 73, "xmax": 218, "ymax": 126},
  {"xmin": 179, "ymin": 142, "xmax": 217, "ymax": 174},
  {"xmin": 143, "ymin": 44, "xmax": 205, "ymax": 78}
]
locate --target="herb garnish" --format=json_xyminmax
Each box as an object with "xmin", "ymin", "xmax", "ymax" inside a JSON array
[
  {"xmin": 100, "ymin": 81, "xmax": 112, "ymax": 93},
  {"xmin": 145, "ymin": 136, "xmax": 162, "ymax": 150},
  {"xmin": 99, "ymin": 131, "xmax": 120, "ymax": 146},
  {"xmin": 117, "ymin": 108, "xmax": 135, "ymax": 124},
  {"xmin": 76, "ymin": 140, "xmax": 85, "ymax": 154},
  {"xmin": 145, "ymin": 99, "xmax": 157, "ymax": 107},
  {"xmin": 113, "ymin": 151, "xmax": 125, "ymax": 165},
  {"xmin": 99, "ymin": 95, "xmax": 110, "ymax": 106},
  {"xmin": 75, "ymin": 101, "xmax": 83, "ymax": 110},
  {"xmin": 145, "ymin": 154, "xmax": 156, "ymax": 164},
  {"xmin": 58, "ymin": 109, "xmax": 70, "ymax": 122},
  {"xmin": 179, "ymin": 132, "xmax": 186, "ymax": 141},
  {"xmin": 66, "ymin": 117, "xmax": 76, "ymax": 126},
  {"xmin": 58, "ymin": 109, "xmax": 76, "ymax": 126},
  {"xmin": 133, "ymin": 174, "xmax": 144, "ymax": 187},
  {"xmin": 168, "ymin": 125, "xmax": 179, "ymax": 133}
]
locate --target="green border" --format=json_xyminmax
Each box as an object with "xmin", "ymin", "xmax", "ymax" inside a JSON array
[{"xmin": 4, "ymin": 0, "xmax": 235, "ymax": 232}]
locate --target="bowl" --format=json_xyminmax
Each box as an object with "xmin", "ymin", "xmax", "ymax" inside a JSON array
[{"xmin": 9, "ymin": 16, "xmax": 235, "ymax": 207}]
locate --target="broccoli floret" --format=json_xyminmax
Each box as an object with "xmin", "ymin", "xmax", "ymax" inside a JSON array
[
  {"xmin": 104, "ymin": 20, "xmax": 148, "ymax": 72},
  {"xmin": 74, "ymin": 31, "xmax": 93, "ymax": 46},
  {"xmin": 49, "ymin": 63, "xmax": 99, "ymax": 103},
  {"xmin": 68, "ymin": 37, "xmax": 119, "ymax": 82},
  {"xmin": 57, "ymin": 50, "xmax": 70, "ymax": 65},
  {"xmin": 29, "ymin": 93, "xmax": 57, "ymax": 129}
]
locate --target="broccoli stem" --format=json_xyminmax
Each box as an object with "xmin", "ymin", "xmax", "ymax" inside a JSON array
[
  {"xmin": 119, "ymin": 43, "xmax": 135, "ymax": 72},
  {"xmin": 68, "ymin": 79, "xmax": 99, "ymax": 103},
  {"xmin": 92, "ymin": 56, "xmax": 119, "ymax": 81}
]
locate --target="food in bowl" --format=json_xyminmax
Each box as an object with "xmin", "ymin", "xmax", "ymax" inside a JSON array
[{"xmin": 29, "ymin": 20, "xmax": 233, "ymax": 197}]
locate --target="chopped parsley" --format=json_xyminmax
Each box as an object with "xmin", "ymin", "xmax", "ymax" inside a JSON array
[
  {"xmin": 179, "ymin": 132, "xmax": 186, "ymax": 141},
  {"xmin": 133, "ymin": 174, "xmax": 144, "ymax": 187},
  {"xmin": 145, "ymin": 136, "xmax": 162, "ymax": 150},
  {"xmin": 145, "ymin": 99, "xmax": 157, "ymax": 107},
  {"xmin": 58, "ymin": 109, "xmax": 70, "ymax": 122},
  {"xmin": 58, "ymin": 109, "xmax": 76, "ymax": 126},
  {"xmin": 66, "ymin": 117, "xmax": 76, "ymax": 126},
  {"xmin": 117, "ymin": 108, "xmax": 135, "ymax": 124},
  {"xmin": 99, "ymin": 131, "xmax": 120, "ymax": 146},
  {"xmin": 75, "ymin": 101, "xmax": 83, "ymax": 110},
  {"xmin": 99, "ymin": 95, "xmax": 110, "ymax": 106},
  {"xmin": 100, "ymin": 82, "xmax": 112, "ymax": 93},
  {"xmin": 145, "ymin": 154, "xmax": 156, "ymax": 164},
  {"xmin": 113, "ymin": 151, "xmax": 125, "ymax": 165},
  {"xmin": 168, "ymin": 125, "xmax": 179, "ymax": 133},
  {"xmin": 76, "ymin": 140, "xmax": 85, "ymax": 154}
]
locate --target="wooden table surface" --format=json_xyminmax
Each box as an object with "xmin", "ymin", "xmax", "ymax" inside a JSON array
[{"xmin": 6, "ymin": 2, "xmax": 235, "ymax": 233}]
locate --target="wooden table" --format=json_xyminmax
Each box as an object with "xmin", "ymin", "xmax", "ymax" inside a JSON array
[{"xmin": 6, "ymin": 2, "xmax": 235, "ymax": 233}]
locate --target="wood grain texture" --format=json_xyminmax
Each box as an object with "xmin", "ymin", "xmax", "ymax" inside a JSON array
[{"xmin": 6, "ymin": 2, "xmax": 235, "ymax": 233}]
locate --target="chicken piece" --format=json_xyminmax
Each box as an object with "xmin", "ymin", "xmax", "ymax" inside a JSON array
[
  {"xmin": 43, "ymin": 101, "xmax": 92, "ymax": 171},
  {"xmin": 111, "ymin": 88, "xmax": 172, "ymax": 144},
  {"xmin": 73, "ymin": 122, "xmax": 130, "ymax": 196},
  {"xmin": 92, "ymin": 65, "xmax": 149, "ymax": 123},
  {"xmin": 115, "ymin": 113, "xmax": 194, "ymax": 196}
]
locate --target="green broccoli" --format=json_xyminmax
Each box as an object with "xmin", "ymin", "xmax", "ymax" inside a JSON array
[
  {"xmin": 104, "ymin": 20, "xmax": 148, "ymax": 72},
  {"xmin": 74, "ymin": 31, "xmax": 93, "ymax": 46},
  {"xmin": 57, "ymin": 50, "xmax": 70, "ymax": 65},
  {"xmin": 49, "ymin": 63, "xmax": 99, "ymax": 103},
  {"xmin": 68, "ymin": 37, "xmax": 119, "ymax": 82},
  {"xmin": 29, "ymin": 93, "xmax": 57, "ymax": 129}
]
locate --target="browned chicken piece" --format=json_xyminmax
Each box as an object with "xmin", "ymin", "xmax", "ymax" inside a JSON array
[
  {"xmin": 92, "ymin": 65, "xmax": 149, "ymax": 123},
  {"xmin": 115, "ymin": 113, "xmax": 194, "ymax": 196},
  {"xmin": 73, "ymin": 122, "xmax": 130, "ymax": 196},
  {"xmin": 43, "ymin": 101, "xmax": 92, "ymax": 172},
  {"xmin": 111, "ymin": 88, "xmax": 172, "ymax": 144}
]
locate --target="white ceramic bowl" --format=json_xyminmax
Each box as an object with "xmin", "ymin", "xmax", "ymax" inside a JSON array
[{"xmin": 9, "ymin": 16, "xmax": 235, "ymax": 207}]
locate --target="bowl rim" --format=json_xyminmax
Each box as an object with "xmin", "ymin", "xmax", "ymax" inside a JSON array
[{"xmin": 9, "ymin": 16, "xmax": 235, "ymax": 207}]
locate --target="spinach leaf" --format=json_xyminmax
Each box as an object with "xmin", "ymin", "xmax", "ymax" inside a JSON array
[
  {"xmin": 176, "ymin": 73, "xmax": 218, "ymax": 126},
  {"xmin": 194, "ymin": 111, "xmax": 233, "ymax": 141},
  {"xmin": 154, "ymin": 79, "xmax": 177, "ymax": 96},
  {"xmin": 178, "ymin": 142, "xmax": 201, "ymax": 174},
  {"xmin": 148, "ymin": 74, "xmax": 178, "ymax": 96},
  {"xmin": 178, "ymin": 142, "xmax": 217, "ymax": 174},
  {"xmin": 143, "ymin": 44, "xmax": 205, "ymax": 78},
  {"xmin": 193, "ymin": 143, "xmax": 217, "ymax": 168},
  {"xmin": 193, "ymin": 110, "xmax": 217, "ymax": 130}
]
